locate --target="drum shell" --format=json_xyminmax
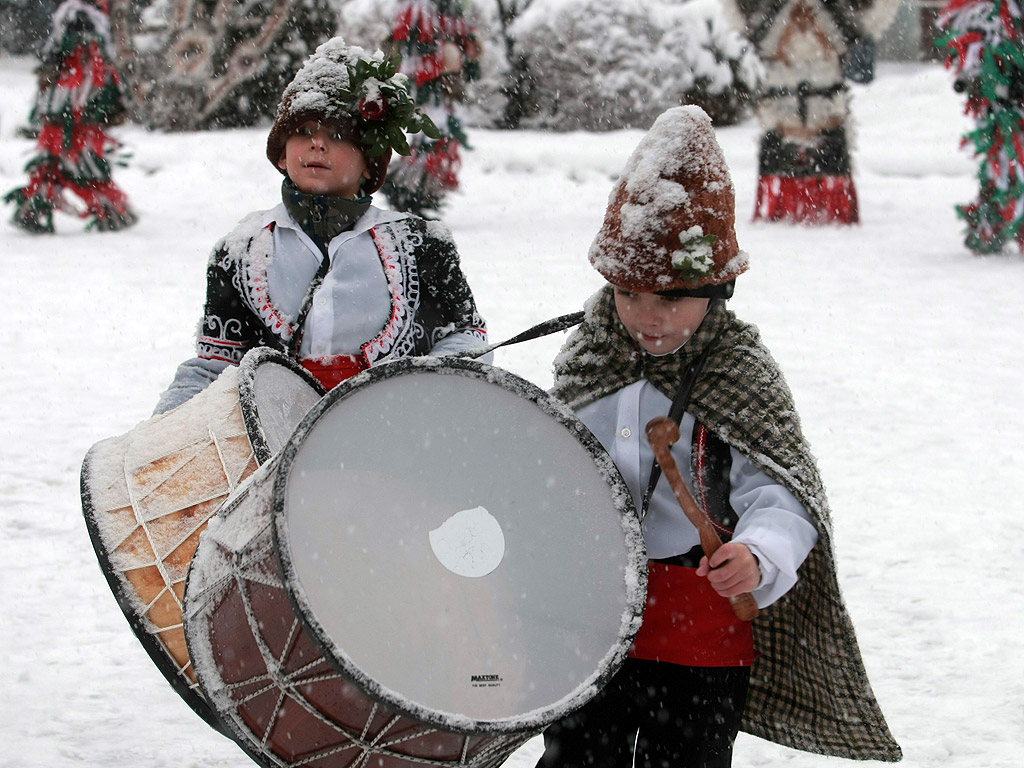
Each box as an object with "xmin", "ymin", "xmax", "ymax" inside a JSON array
[
  {"xmin": 186, "ymin": 454, "xmax": 535, "ymax": 767},
  {"xmin": 183, "ymin": 357, "xmax": 647, "ymax": 768},
  {"xmin": 80, "ymin": 348, "xmax": 323, "ymax": 728}
]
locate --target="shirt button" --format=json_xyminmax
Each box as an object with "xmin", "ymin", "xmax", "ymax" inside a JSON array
[
  {"xmin": 318, "ymin": 296, "xmax": 327, "ymax": 306},
  {"xmin": 620, "ymin": 427, "xmax": 632, "ymax": 439}
]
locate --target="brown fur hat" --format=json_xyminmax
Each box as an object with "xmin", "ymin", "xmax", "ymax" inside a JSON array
[{"xmin": 589, "ymin": 106, "xmax": 749, "ymax": 292}]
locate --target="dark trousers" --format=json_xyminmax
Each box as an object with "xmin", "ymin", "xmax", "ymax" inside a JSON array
[{"xmin": 536, "ymin": 658, "xmax": 750, "ymax": 768}]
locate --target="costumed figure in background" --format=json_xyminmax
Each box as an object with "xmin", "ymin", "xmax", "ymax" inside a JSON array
[
  {"xmin": 940, "ymin": 0, "xmax": 1024, "ymax": 253},
  {"xmin": 724, "ymin": 0, "xmax": 898, "ymax": 224},
  {"xmin": 382, "ymin": 0, "xmax": 482, "ymax": 217},
  {"xmin": 4, "ymin": 0, "xmax": 137, "ymax": 233}
]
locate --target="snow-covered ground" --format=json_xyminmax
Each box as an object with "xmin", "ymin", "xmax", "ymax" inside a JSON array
[{"xmin": 2, "ymin": 54, "xmax": 1022, "ymax": 767}]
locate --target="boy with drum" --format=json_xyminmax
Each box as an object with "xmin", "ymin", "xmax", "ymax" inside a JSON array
[
  {"xmin": 537, "ymin": 107, "xmax": 900, "ymax": 767},
  {"xmin": 155, "ymin": 37, "xmax": 487, "ymax": 413}
]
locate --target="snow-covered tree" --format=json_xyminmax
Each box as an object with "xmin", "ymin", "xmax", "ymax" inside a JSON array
[
  {"xmin": 4, "ymin": 0, "xmax": 137, "ymax": 233},
  {"xmin": 511, "ymin": 0, "xmax": 761, "ymax": 131},
  {"xmin": 107, "ymin": 0, "xmax": 337, "ymax": 131},
  {"xmin": 940, "ymin": 0, "xmax": 1024, "ymax": 253},
  {"xmin": 491, "ymin": 0, "xmax": 535, "ymax": 128}
]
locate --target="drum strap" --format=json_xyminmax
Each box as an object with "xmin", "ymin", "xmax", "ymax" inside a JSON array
[
  {"xmin": 288, "ymin": 255, "xmax": 332, "ymax": 356},
  {"xmin": 458, "ymin": 311, "xmax": 585, "ymax": 359},
  {"xmin": 640, "ymin": 343, "xmax": 714, "ymax": 521}
]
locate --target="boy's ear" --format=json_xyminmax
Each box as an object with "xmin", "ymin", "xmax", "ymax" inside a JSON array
[{"xmin": 277, "ymin": 150, "xmax": 288, "ymax": 171}]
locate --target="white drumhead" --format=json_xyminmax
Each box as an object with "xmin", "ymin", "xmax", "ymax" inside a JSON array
[
  {"xmin": 275, "ymin": 359, "xmax": 644, "ymax": 729},
  {"xmin": 239, "ymin": 349, "xmax": 324, "ymax": 462}
]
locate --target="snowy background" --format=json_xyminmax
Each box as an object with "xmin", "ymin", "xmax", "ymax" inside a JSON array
[{"xmin": 1, "ymin": 55, "xmax": 1022, "ymax": 766}]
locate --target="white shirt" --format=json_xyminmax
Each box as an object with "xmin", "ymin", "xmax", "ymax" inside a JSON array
[
  {"xmin": 577, "ymin": 380, "xmax": 819, "ymax": 608},
  {"xmin": 265, "ymin": 205, "xmax": 405, "ymax": 358}
]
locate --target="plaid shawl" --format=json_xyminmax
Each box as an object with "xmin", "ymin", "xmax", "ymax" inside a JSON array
[{"xmin": 551, "ymin": 286, "xmax": 902, "ymax": 761}]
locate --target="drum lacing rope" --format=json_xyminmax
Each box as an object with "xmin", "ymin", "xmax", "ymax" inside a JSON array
[
  {"xmin": 221, "ymin": 532, "xmax": 467, "ymax": 764},
  {"xmin": 119, "ymin": 413, "xmax": 255, "ymax": 682},
  {"xmin": 216, "ymin": 535, "xmax": 308, "ymax": 724}
]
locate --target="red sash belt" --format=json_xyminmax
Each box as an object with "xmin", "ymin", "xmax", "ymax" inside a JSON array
[
  {"xmin": 629, "ymin": 562, "xmax": 757, "ymax": 668},
  {"xmin": 301, "ymin": 354, "xmax": 369, "ymax": 390}
]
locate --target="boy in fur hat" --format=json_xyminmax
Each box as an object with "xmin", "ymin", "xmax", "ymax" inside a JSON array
[
  {"xmin": 155, "ymin": 37, "xmax": 487, "ymax": 413},
  {"xmin": 537, "ymin": 107, "xmax": 900, "ymax": 767}
]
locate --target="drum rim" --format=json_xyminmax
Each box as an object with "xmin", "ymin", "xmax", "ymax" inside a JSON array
[
  {"xmin": 79, "ymin": 348, "xmax": 324, "ymax": 754},
  {"xmin": 270, "ymin": 355, "xmax": 648, "ymax": 736},
  {"xmin": 237, "ymin": 347, "xmax": 326, "ymax": 464}
]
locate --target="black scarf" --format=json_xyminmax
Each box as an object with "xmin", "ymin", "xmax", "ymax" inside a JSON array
[{"xmin": 281, "ymin": 177, "xmax": 371, "ymax": 255}]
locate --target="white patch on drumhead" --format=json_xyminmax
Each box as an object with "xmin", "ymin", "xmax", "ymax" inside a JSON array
[{"xmin": 429, "ymin": 506, "xmax": 505, "ymax": 578}]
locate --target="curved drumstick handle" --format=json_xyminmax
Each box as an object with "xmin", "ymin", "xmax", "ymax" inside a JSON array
[{"xmin": 645, "ymin": 417, "xmax": 759, "ymax": 622}]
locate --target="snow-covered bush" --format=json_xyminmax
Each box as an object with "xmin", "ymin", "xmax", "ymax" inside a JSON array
[
  {"xmin": 0, "ymin": 0, "xmax": 60, "ymax": 55},
  {"xmin": 334, "ymin": 0, "xmax": 399, "ymax": 50},
  {"xmin": 336, "ymin": 0, "xmax": 761, "ymax": 131},
  {"xmin": 515, "ymin": 1, "xmax": 660, "ymax": 130},
  {"xmin": 512, "ymin": 0, "xmax": 761, "ymax": 130},
  {"xmin": 656, "ymin": 0, "xmax": 763, "ymax": 126}
]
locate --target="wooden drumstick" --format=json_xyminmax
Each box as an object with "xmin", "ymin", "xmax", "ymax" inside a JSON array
[{"xmin": 645, "ymin": 417, "xmax": 759, "ymax": 622}]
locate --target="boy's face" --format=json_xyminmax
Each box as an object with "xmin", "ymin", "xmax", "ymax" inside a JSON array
[
  {"xmin": 612, "ymin": 285, "xmax": 709, "ymax": 356},
  {"xmin": 277, "ymin": 120, "xmax": 371, "ymax": 198}
]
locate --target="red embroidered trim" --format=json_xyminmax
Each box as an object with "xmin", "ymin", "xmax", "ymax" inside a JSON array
[
  {"xmin": 696, "ymin": 423, "xmax": 734, "ymax": 538},
  {"xmin": 246, "ymin": 224, "xmax": 293, "ymax": 340},
  {"xmin": 362, "ymin": 228, "xmax": 405, "ymax": 361},
  {"xmin": 197, "ymin": 336, "xmax": 244, "ymax": 348},
  {"xmin": 695, "ymin": 423, "xmax": 711, "ymax": 514}
]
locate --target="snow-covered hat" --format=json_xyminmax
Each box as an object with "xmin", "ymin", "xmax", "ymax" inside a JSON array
[
  {"xmin": 266, "ymin": 37, "xmax": 439, "ymax": 194},
  {"xmin": 589, "ymin": 106, "xmax": 749, "ymax": 294}
]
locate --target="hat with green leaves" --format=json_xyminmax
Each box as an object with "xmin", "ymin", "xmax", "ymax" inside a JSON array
[
  {"xmin": 589, "ymin": 106, "xmax": 748, "ymax": 295},
  {"xmin": 266, "ymin": 37, "xmax": 440, "ymax": 193}
]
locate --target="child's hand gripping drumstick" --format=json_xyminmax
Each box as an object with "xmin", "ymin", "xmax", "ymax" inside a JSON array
[{"xmin": 645, "ymin": 417, "xmax": 759, "ymax": 622}]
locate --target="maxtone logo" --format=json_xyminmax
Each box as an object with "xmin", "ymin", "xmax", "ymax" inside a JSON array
[{"xmin": 471, "ymin": 674, "xmax": 501, "ymax": 682}]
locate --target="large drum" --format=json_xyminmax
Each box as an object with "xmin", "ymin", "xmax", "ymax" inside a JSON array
[
  {"xmin": 184, "ymin": 357, "xmax": 647, "ymax": 768},
  {"xmin": 81, "ymin": 348, "xmax": 324, "ymax": 728}
]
